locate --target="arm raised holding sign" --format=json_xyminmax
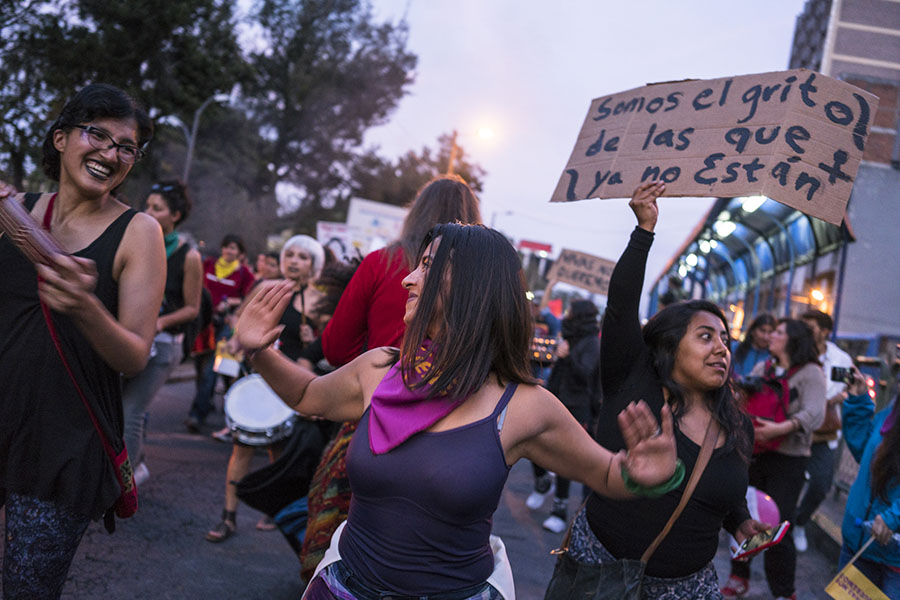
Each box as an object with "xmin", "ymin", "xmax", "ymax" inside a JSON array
[{"xmin": 550, "ymin": 183, "xmax": 760, "ymax": 594}]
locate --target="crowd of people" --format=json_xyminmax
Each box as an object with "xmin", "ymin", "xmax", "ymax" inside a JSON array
[{"xmin": 1, "ymin": 83, "xmax": 898, "ymax": 600}]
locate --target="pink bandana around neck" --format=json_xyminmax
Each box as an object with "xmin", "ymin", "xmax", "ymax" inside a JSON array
[{"xmin": 368, "ymin": 342, "xmax": 465, "ymax": 455}]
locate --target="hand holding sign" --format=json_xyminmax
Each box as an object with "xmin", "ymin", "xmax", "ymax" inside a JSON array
[{"xmin": 629, "ymin": 181, "xmax": 665, "ymax": 233}]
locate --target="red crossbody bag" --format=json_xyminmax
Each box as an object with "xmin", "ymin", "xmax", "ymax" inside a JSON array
[{"xmin": 37, "ymin": 193, "xmax": 138, "ymax": 521}]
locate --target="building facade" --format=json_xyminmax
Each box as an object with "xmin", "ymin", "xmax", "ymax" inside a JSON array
[{"xmin": 651, "ymin": 0, "xmax": 900, "ymax": 367}]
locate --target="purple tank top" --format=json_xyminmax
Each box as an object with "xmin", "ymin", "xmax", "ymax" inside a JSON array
[{"xmin": 338, "ymin": 382, "xmax": 517, "ymax": 595}]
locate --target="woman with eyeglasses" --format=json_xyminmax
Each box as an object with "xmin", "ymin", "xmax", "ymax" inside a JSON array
[
  {"xmin": 121, "ymin": 180, "xmax": 203, "ymax": 486},
  {"xmin": 0, "ymin": 83, "xmax": 164, "ymax": 596}
]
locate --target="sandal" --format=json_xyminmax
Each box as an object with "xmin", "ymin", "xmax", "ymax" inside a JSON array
[
  {"xmin": 721, "ymin": 575, "xmax": 749, "ymax": 598},
  {"xmin": 256, "ymin": 515, "xmax": 276, "ymax": 531},
  {"xmin": 205, "ymin": 510, "xmax": 236, "ymax": 543}
]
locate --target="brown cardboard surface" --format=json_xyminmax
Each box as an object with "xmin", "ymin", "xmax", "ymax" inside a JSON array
[
  {"xmin": 552, "ymin": 69, "xmax": 880, "ymax": 225},
  {"xmin": 546, "ymin": 248, "xmax": 617, "ymax": 296}
]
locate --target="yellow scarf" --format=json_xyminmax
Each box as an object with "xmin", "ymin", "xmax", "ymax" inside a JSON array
[{"xmin": 214, "ymin": 257, "xmax": 240, "ymax": 280}]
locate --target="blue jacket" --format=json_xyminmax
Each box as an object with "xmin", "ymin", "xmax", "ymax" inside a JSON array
[{"xmin": 840, "ymin": 393, "xmax": 900, "ymax": 567}]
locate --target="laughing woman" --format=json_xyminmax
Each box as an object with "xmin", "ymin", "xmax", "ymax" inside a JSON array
[
  {"xmin": 0, "ymin": 84, "xmax": 164, "ymax": 597},
  {"xmin": 234, "ymin": 222, "xmax": 680, "ymax": 599}
]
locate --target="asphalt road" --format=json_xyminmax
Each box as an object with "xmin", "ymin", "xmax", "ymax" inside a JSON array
[{"xmin": 1, "ymin": 372, "xmax": 837, "ymax": 599}]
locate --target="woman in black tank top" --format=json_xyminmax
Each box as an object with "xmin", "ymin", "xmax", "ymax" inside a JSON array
[
  {"xmin": 121, "ymin": 181, "xmax": 202, "ymax": 485},
  {"xmin": 0, "ymin": 84, "xmax": 164, "ymax": 597},
  {"xmin": 231, "ymin": 222, "xmax": 682, "ymax": 599}
]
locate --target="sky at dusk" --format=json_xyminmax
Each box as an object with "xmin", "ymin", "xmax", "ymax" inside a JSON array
[{"xmin": 365, "ymin": 0, "xmax": 810, "ymax": 304}]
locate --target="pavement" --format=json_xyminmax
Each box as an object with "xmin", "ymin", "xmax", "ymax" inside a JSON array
[{"xmin": 1, "ymin": 364, "xmax": 839, "ymax": 599}]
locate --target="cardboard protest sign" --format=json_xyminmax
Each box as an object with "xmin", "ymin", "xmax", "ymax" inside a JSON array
[
  {"xmin": 826, "ymin": 563, "xmax": 891, "ymax": 600},
  {"xmin": 551, "ymin": 69, "xmax": 879, "ymax": 225},
  {"xmin": 546, "ymin": 248, "xmax": 616, "ymax": 296}
]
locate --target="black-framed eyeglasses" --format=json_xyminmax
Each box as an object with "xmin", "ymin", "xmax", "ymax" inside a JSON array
[
  {"xmin": 150, "ymin": 183, "xmax": 177, "ymax": 193},
  {"xmin": 73, "ymin": 125, "xmax": 145, "ymax": 164}
]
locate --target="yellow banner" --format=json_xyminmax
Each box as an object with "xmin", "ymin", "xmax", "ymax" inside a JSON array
[{"xmin": 826, "ymin": 563, "xmax": 890, "ymax": 600}]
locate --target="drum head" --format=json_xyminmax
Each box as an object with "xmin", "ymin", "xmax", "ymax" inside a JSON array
[{"xmin": 225, "ymin": 374, "xmax": 296, "ymax": 431}]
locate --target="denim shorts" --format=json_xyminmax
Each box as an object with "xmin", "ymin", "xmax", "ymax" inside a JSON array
[{"xmin": 309, "ymin": 559, "xmax": 501, "ymax": 600}]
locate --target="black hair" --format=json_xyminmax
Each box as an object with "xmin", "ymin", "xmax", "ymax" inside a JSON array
[
  {"xmin": 734, "ymin": 313, "xmax": 776, "ymax": 366},
  {"xmin": 800, "ymin": 309, "xmax": 834, "ymax": 333},
  {"xmin": 220, "ymin": 233, "xmax": 245, "ymax": 254},
  {"xmin": 643, "ymin": 299, "xmax": 751, "ymax": 461},
  {"xmin": 41, "ymin": 83, "xmax": 153, "ymax": 181},
  {"xmin": 394, "ymin": 222, "xmax": 535, "ymax": 399},
  {"xmin": 561, "ymin": 300, "xmax": 600, "ymax": 342},
  {"xmin": 777, "ymin": 318, "xmax": 820, "ymax": 368},
  {"xmin": 149, "ymin": 179, "xmax": 191, "ymax": 225},
  {"xmin": 872, "ymin": 400, "xmax": 900, "ymax": 502}
]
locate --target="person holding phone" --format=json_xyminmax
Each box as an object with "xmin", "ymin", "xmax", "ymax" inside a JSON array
[
  {"xmin": 723, "ymin": 318, "xmax": 826, "ymax": 599},
  {"xmin": 838, "ymin": 366, "xmax": 900, "ymax": 597},
  {"xmin": 792, "ymin": 309, "xmax": 854, "ymax": 553}
]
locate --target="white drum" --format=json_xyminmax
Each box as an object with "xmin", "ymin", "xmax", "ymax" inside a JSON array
[{"xmin": 224, "ymin": 374, "xmax": 297, "ymax": 446}]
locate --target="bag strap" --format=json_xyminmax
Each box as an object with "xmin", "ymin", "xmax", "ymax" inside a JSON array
[
  {"xmin": 640, "ymin": 415, "xmax": 719, "ymax": 563},
  {"xmin": 552, "ymin": 411, "xmax": 720, "ymax": 560}
]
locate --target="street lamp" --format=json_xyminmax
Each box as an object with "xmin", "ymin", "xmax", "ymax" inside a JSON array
[
  {"xmin": 182, "ymin": 93, "xmax": 231, "ymax": 182},
  {"xmin": 446, "ymin": 125, "xmax": 495, "ymax": 175}
]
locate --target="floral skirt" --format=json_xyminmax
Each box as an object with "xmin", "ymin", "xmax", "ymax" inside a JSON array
[{"xmin": 567, "ymin": 509, "xmax": 723, "ymax": 600}]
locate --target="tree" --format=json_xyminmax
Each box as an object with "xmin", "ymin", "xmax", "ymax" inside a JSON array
[
  {"xmin": 350, "ymin": 132, "xmax": 487, "ymax": 208},
  {"xmin": 0, "ymin": 0, "xmax": 246, "ymax": 191},
  {"xmin": 242, "ymin": 0, "xmax": 417, "ymax": 227}
]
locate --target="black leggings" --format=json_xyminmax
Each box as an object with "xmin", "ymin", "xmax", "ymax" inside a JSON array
[
  {"xmin": 730, "ymin": 452, "xmax": 808, "ymax": 597},
  {"xmin": 1, "ymin": 490, "xmax": 91, "ymax": 599}
]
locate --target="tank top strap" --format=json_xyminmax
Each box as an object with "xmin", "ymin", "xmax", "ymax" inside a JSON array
[
  {"xmin": 490, "ymin": 382, "xmax": 518, "ymax": 419},
  {"xmin": 23, "ymin": 192, "xmax": 43, "ymax": 211}
]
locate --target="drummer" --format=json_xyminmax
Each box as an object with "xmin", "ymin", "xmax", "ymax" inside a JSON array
[{"xmin": 206, "ymin": 235, "xmax": 326, "ymax": 542}]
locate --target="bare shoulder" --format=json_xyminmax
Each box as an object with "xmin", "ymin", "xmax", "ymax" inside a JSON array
[
  {"xmin": 124, "ymin": 210, "xmax": 163, "ymax": 241},
  {"xmin": 185, "ymin": 246, "xmax": 203, "ymax": 266},
  {"xmin": 505, "ymin": 382, "xmax": 562, "ymax": 436}
]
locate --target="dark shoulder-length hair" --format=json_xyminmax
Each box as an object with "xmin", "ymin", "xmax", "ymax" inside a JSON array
[
  {"xmin": 778, "ymin": 318, "xmax": 820, "ymax": 369},
  {"xmin": 396, "ymin": 222, "xmax": 535, "ymax": 399},
  {"xmin": 734, "ymin": 313, "xmax": 776, "ymax": 365},
  {"xmin": 150, "ymin": 179, "xmax": 192, "ymax": 225},
  {"xmin": 871, "ymin": 400, "xmax": 900, "ymax": 501},
  {"xmin": 41, "ymin": 83, "xmax": 153, "ymax": 181},
  {"xmin": 643, "ymin": 299, "xmax": 751, "ymax": 461},
  {"xmin": 394, "ymin": 175, "xmax": 483, "ymax": 269}
]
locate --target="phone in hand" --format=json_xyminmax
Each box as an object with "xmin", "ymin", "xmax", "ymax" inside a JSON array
[{"xmin": 729, "ymin": 521, "xmax": 790, "ymax": 560}]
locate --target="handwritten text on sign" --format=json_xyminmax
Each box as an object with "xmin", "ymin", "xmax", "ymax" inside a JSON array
[
  {"xmin": 551, "ymin": 69, "xmax": 879, "ymax": 225},
  {"xmin": 547, "ymin": 249, "xmax": 616, "ymax": 296}
]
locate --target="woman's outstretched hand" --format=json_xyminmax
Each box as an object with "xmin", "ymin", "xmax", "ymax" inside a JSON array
[
  {"xmin": 629, "ymin": 181, "xmax": 665, "ymax": 233},
  {"xmin": 617, "ymin": 400, "xmax": 677, "ymax": 487},
  {"xmin": 235, "ymin": 279, "xmax": 293, "ymax": 352}
]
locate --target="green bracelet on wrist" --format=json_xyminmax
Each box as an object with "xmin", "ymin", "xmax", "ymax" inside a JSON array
[{"xmin": 621, "ymin": 458, "xmax": 685, "ymax": 498}]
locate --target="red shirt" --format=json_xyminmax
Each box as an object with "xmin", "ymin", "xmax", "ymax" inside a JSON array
[
  {"xmin": 202, "ymin": 257, "xmax": 255, "ymax": 307},
  {"xmin": 321, "ymin": 247, "xmax": 409, "ymax": 366}
]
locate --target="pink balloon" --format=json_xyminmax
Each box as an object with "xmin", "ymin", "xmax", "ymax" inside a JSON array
[{"xmin": 745, "ymin": 486, "xmax": 781, "ymax": 526}]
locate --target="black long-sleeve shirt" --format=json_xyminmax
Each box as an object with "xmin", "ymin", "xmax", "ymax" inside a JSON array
[{"xmin": 585, "ymin": 227, "xmax": 752, "ymax": 578}]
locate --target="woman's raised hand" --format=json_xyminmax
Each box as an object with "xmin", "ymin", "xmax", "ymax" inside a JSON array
[
  {"xmin": 628, "ymin": 181, "xmax": 665, "ymax": 233},
  {"xmin": 235, "ymin": 279, "xmax": 293, "ymax": 352},
  {"xmin": 617, "ymin": 400, "xmax": 677, "ymax": 487}
]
